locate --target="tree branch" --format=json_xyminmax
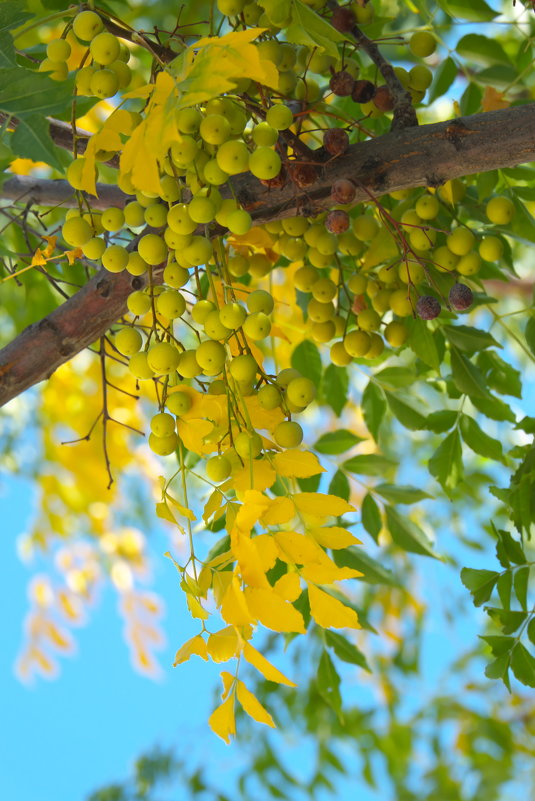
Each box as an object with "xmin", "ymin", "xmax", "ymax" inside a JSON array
[
  {"xmin": 1, "ymin": 103, "xmax": 535, "ymax": 407},
  {"xmin": 1, "ymin": 176, "xmax": 129, "ymax": 209}
]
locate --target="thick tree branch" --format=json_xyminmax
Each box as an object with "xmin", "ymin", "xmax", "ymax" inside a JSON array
[
  {"xmin": 1, "ymin": 176, "xmax": 128, "ymax": 209},
  {"xmin": 1, "ymin": 103, "xmax": 535, "ymax": 407}
]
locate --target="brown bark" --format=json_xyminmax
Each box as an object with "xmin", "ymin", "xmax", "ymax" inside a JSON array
[{"xmin": 1, "ymin": 103, "xmax": 535, "ymax": 407}]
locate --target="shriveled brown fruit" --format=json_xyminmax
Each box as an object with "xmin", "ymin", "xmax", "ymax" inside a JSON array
[
  {"xmin": 373, "ymin": 85, "xmax": 395, "ymax": 111},
  {"xmin": 352, "ymin": 79, "xmax": 376, "ymax": 103},
  {"xmin": 325, "ymin": 209, "xmax": 350, "ymax": 233},
  {"xmin": 329, "ymin": 70, "xmax": 355, "ymax": 97},
  {"xmin": 259, "ymin": 166, "xmax": 288, "ymax": 190},
  {"xmin": 323, "ymin": 128, "xmax": 349, "ymax": 156},
  {"xmin": 330, "ymin": 7, "xmax": 356, "ymax": 32},
  {"xmin": 288, "ymin": 163, "xmax": 319, "ymax": 188},
  {"xmin": 331, "ymin": 178, "xmax": 356, "ymax": 204}
]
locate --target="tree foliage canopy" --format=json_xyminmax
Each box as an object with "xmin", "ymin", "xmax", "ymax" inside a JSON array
[{"xmin": 1, "ymin": 0, "xmax": 535, "ymax": 799}]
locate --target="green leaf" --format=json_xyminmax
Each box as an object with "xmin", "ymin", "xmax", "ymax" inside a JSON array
[
  {"xmin": 333, "ymin": 547, "xmax": 397, "ymax": 586},
  {"xmin": 444, "ymin": 325, "xmax": 500, "ymax": 354},
  {"xmin": 285, "ymin": 0, "xmax": 347, "ymax": 59},
  {"xmin": 528, "ymin": 618, "xmax": 535, "ymax": 645},
  {"xmin": 406, "ymin": 316, "xmax": 441, "ymax": 370},
  {"xmin": 297, "ymin": 474, "xmax": 321, "ymax": 492},
  {"xmin": 0, "ymin": 2, "xmax": 32, "ymax": 31},
  {"xmin": 442, "ymin": 0, "xmax": 498, "ymax": 22},
  {"xmin": 314, "ymin": 429, "xmax": 364, "ymax": 455},
  {"xmin": 461, "ymin": 568, "xmax": 499, "ymax": 607},
  {"xmin": 374, "ymin": 484, "xmax": 432, "ymax": 505},
  {"xmin": 428, "ymin": 56, "xmax": 458, "ymax": 104},
  {"xmin": 480, "ymin": 634, "xmax": 515, "ymax": 657},
  {"xmin": 11, "ymin": 114, "xmax": 64, "ymax": 170},
  {"xmin": 362, "ymin": 380, "xmax": 386, "ymax": 441},
  {"xmin": 525, "ymin": 317, "xmax": 535, "ymax": 358},
  {"xmin": 450, "ymin": 348, "xmax": 489, "ymax": 398},
  {"xmin": 0, "ymin": 31, "xmax": 15, "ymax": 67},
  {"xmin": 384, "ymin": 391, "xmax": 426, "ymax": 431},
  {"xmin": 471, "ymin": 392, "xmax": 515, "ymax": 422},
  {"xmin": 317, "ymin": 650, "xmax": 343, "ymax": 720},
  {"xmin": 361, "ymin": 493, "xmax": 381, "ymax": 542},
  {"xmin": 496, "ymin": 527, "xmax": 527, "ymax": 566},
  {"xmin": 291, "ymin": 339, "xmax": 322, "ymax": 386},
  {"xmin": 375, "ymin": 366, "xmax": 416, "ymax": 389},
  {"xmin": 459, "ymin": 414, "xmax": 504, "ymax": 462},
  {"xmin": 429, "ymin": 428, "xmax": 463, "ymax": 496},
  {"xmin": 484, "ymin": 653, "xmax": 511, "ymax": 688},
  {"xmin": 325, "ymin": 630, "xmax": 370, "ymax": 671},
  {"xmin": 385, "ymin": 506, "xmax": 439, "ymax": 558},
  {"xmin": 328, "ymin": 469, "xmax": 350, "ymax": 502},
  {"xmin": 343, "ymin": 453, "xmax": 397, "ymax": 477},
  {"xmin": 513, "ymin": 566, "xmax": 530, "ymax": 612},
  {"xmin": 510, "ymin": 643, "xmax": 535, "ymax": 688},
  {"xmin": 476, "ymin": 350, "xmax": 522, "ymax": 399},
  {"xmin": 424, "ymin": 410, "xmax": 457, "ymax": 433},
  {"xmin": 497, "ymin": 571, "xmax": 512, "ymax": 611},
  {"xmin": 485, "ymin": 607, "xmax": 526, "ymax": 635},
  {"xmin": 456, "ymin": 34, "xmax": 511, "ymax": 66},
  {"xmin": 0, "ymin": 67, "xmax": 75, "ymax": 116},
  {"xmin": 321, "ymin": 364, "xmax": 348, "ymax": 417}
]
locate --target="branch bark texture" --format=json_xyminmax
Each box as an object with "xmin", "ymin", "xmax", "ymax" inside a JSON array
[{"xmin": 1, "ymin": 103, "xmax": 535, "ymax": 407}]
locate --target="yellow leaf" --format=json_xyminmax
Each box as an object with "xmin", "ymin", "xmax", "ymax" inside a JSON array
[
  {"xmin": 212, "ymin": 570, "xmax": 233, "ymax": 606},
  {"xmin": 220, "ymin": 575, "xmax": 256, "ymax": 626},
  {"xmin": 203, "ymin": 489, "xmax": 225, "ymax": 523},
  {"xmin": 253, "ymin": 534, "xmax": 278, "ymax": 571},
  {"xmin": 232, "ymin": 458, "xmax": 277, "ymax": 492},
  {"xmin": 309, "ymin": 526, "xmax": 361, "ymax": 549},
  {"xmin": 482, "ymin": 86, "xmax": 510, "ymax": 112},
  {"xmin": 233, "ymin": 490, "xmax": 270, "ymax": 535},
  {"xmin": 274, "ymin": 530, "xmax": 323, "ymax": 564},
  {"xmin": 244, "ymin": 587, "xmax": 306, "ymax": 633},
  {"xmin": 165, "ymin": 492, "xmax": 197, "ymax": 521},
  {"xmin": 208, "ymin": 695, "xmax": 236, "ymax": 743},
  {"xmin": 293, "ymin": 493, "xmax": 355, "ymax": 518},
  {"xmin": 31, "ymin": 248, "xmax": 47, "ymax": 266},
  {"xmin": 220, "ymin": 669, "xmax": 235, "ymax": 699},
  {"xmin": 242, "ymin": 642, "xmax": 296, "ymax": 686},
  {"xmin": 243, "ymin": 394, "xmax": 284, "ymax": 431},
  {"xmin": 273, "ymin": 571, "xmax": 301, "ymax": 602},
  {"xmin": 232, "ymin": 532, "xmax": 270, "ymax": 588},
  {"xmin": 42, "ymin": 235, "xmax": 56, "ymax": 257},
  {"xmin": 186, "ymin": 594, "xmax": 209, "ymax": 620},
  {"xmin": 261, "ymin": 496, "xmax": 295, "ymax": 527},
  {"xmin": 207, "ymin": 627, "xmax": 239, "ymax": 662},
  {"xmin": 308, "ymin": 585, "xmax": 360, "ymax": 630},
  {"xmin": 177, "ymin": 418, "xmax": 216, "ymax": 456},
  {"xmin": 65, "ymin": 247, "xmax": 82, "ymax": 265},
  {"xmin": 300, "ymin": 559, "xmax": 362, "ymax": 584},
  {"xmin": 206, "ymin": 549, "xmax": 234, "ymax": 569},
  {"xmin": 236, "ymin": 679, "xmax": 276, "ymax": 728},
  {"xmin": 273, "ymin": 450, "xmax": 325, "ymax": 479},
  {"xmin": 156, "ymin": 502, "xmax": 177, "ymax": 525},
  {"xmin": 173, "ymin": 634, "xmax": 208, "ymax": 665},
  {"xmin": 120, "ymin": 120, "xmax": 161, "ymax": 195}
]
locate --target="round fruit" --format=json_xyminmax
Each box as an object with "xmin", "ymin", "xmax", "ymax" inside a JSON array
[
  {"xmin": 415, "ymin": 194, "xmax": 440, "ymax": 220},
  {"xmin": 196, "ymin": 340, "xmax": 226, "ymax": 373},
  {"xmin": 384, "ymin": 320, "xmax": 408, "ymax": 347},
  {"xmin": 258, "ymin": 384, "xmax": 282, "ymax": 410},
  {"xmin": 124, "ymin": 201, "xmax": 146, "ymax": 228},
  {"xmin": 249, "ymin": 147, "xmax": 282, "ymax": 180},
  {"xmin": 115, "ymin": 327, "xmax": 142, "ymax": 356},
  {"xmin": 447, "ymin": 227, "xmax": 475, "ymax": 256},
  {"xmin": 204, "ymin": 310, "xmax": 230, "ymax": 341},
  {"xmin": 72, "ymin": 10, "xmax": 104, "ymax": 41},
  {"xmin": 347, "ymin": 274, "xmax": 367, "ymax": 294},
  {"xmin": 449, "ymin": 282, "xmax": 473, "ymax": 311},
  {"xmin": 486, "ymin": 197, "xmax": 515, "ymax": 225},
  {"xmin": 234, "ymin": 431, "xmax": 262, "ymax": 459},
  {"xmin": 216, "ymin": 140, "xmax": 249, "ymax": 175},
  {"xmin": 200, "ymin": 114, "xmax": 231, "ymax": 145},
  {"xmin": 129, "ymin": 352, "xmax": 154, "ymax": 380},
  {"xmin": 220, "ymin": 302, "xmax": 247, "ymax": 330},
  {"xmin": 266, "ymin": 104, "xmax": 293, "ymax": 130},
  {"xmin": 227, "ymin": 209, "xmax": 252, "ymax": 235},
  {"xmin": 192, "ymin": 300, "xmax": 215, "ymax": 325},
  {"xmin": 229, "ymin": 354, "xmax": 257, "ymax": 383},
  {"xmin": 479, "ymin": 236, "xmax": 504, "ymax": 261},
  {"xmin": 138, "ymin": 234, "xmax": 167, "ymax": 265},
  {"xmin": 47, "ymin": 39, "xmax": 71, "ymax": 61},
  {"xmin": 178, "ymin": 349, "xmax": 202, "ymax": 378},
  {"xmin": 62, "ymin": 216, "xmax": 93, "ymax": 247},
  {"xmin": 409, "ymin": 31, "xmax": 436, "ymax": 58},
  {"xmin": 344, "ymin": 330, "xmax": 371, "ymax": 357},
  {"xmin": 274, "ymin": 421, "xmax": 303, "ymax": 449},
  {"xmin": 357, "ymin": 308, "xmax": 381, "ymax": 332},
  {"xmin": 163, "ymin": 263, "xmax": 189, "ymax": 288},
  {"xmin": 365, "ymin": 333, "xmax": 385, "ymax": 359},
  {"xmin": 102, "ymin": 244, "xmax": 129, "ymax": 273},
  {"xmin": 156, "ymin": 290, "xmax": 186, "ymax": 319},
  {"xmin": 247, "ymin": 289, "xmax": 274, "ymax": 315},
  {"xmin": 416, "ymin": 295, "xmax": 441, "ymax": 320},
  {"xmin": 243, "ymin": 312, "xmax": 271, "ymax": 340},
  {"xmin": 166, "ymin": 391, "xmax": 192, "ymax": 416},
  {"xmin": 277, "ymin": 368, "xmax": 301, "ymax": 388},
  {"xmin": 286, "ymin": 377, "xmax": 315, "ymax": 407},
  {"xmin": 206, "ymin": 454, "xmax": 232, "ymax": 483},
  {"xmin": 150, "ymin": 412, "xmax": 176, "ymax": 438},
  {"xmin": 456, "ymin": 252, "xmax": 481, "ymax": 276},
  {"xmin": 252, "ymin": 122, "xmax": 278, "ymax": 147},
  {"xmin": 101, "ymin": 207, "xmax": 125, "ymax": 232},
  {"xmin": 90, "ymin": 69, "xmax": 119, "ymax": 99},
  {"xmin": 149, "ymin": 432, "xmax": 178, "ymax": 456},
  {"xmin": 90, "ymin": 32, "xmax": 120, "ymax": 65},
  {"xmin": 82, "ymin": 237, "xmax": 106, "ymax": 260},
  {"xmin": 127, "ymin": 291, "xmax": 151, "ymax": 316},
  {"xmin": 353, "ymin": 215, "xmax": 379, "ymax": 241},
  {"xmin": 147, "ymin": 342, "xmax": 180, "ymax": 374},
  {"xmin": 330, "ymin": 341, "xmax": 352, "ymax": 366}
]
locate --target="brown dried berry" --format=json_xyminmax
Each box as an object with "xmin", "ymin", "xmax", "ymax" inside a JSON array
[
  {"xmin": 331, "ymin": 7, "xmax": 356, "ymax": 32},
  {"xmin": 323, "ymin": 127, "xmax": 349, "ymax": 156},
  {"xmin": 259, "ymin": 166, "xmax": 288, "ymax": 190},
  {"xmin": 329, "ymin": 70, "xmax": 355, "ymax": 97},
  {"xmin": 352, "ymin": 79, "xmax": 376, "ymax": 103},
  {"xmin": 448, "ymin": 282, "xmax": 473, "ymax": 311},
  {"xmin": 288, "ymin": 163, "xmax": 319, "ymax": 189},
  {"xmin": 416, "ymin": 295, "xmax": 441, "ymax": 320},
  {"xmin": 373, "ymin": 85, "xmax": 395, "ymax": 112},
  {"xmin": 325, "ymin": 209, "xmax": 350, "ymax": 234},
  {"xmin": 331, "ymin": 178, "xmax": 356, "ymax": 204}
]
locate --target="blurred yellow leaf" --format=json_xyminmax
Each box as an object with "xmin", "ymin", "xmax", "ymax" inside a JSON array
[
  {"xmin": 482, "ymin": 86, "xmax": 510, "ymax": 112},
  {"xmin": 242, "ymin": 642, "xmax": 296, "ymax": 686},
  {"xmin": 220, "ymin": 575, "xmax": 256, "ymax": 627},
  {"xmin": 186, "ymin": 594, "xmax": 209, "ymax": 620},
  {"xmin": 232, "ymin": 458, "xmax": 277, "ymax": 492},
  {"xmin": 207, "ymin": 626, "xmax": 239, "ymax": 662},
  {"xmin": 253, "ymin": 534, "xmax": 278, "ymax": 572},
  {"xmin": 232, "ymin": 532, "xmax": 270, "ymax": 588},
  {"xmin": 309, "ymin": 526, "xmax": 361, "ymax": 549},
  {"xmin": 294, "ymin": 493, "xmax": 355, "ymax": 518},
  {"xmin": 236, "ymin": 679, "xmax": 276, "ymax": 728},
  {"xmin": 308, "ymin": 585, "xmax": 360, "ymax": 630},
  {"xmin": 273, "ymin": 571, "xmax": 301, "ymax": 602},
  {"xmin": 261, "ymin": 496, "xmax": 295, "ymax": 527},
  {"xmin": 274, "ymin": 530, "xmax": 323, "ymax": 564}
]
